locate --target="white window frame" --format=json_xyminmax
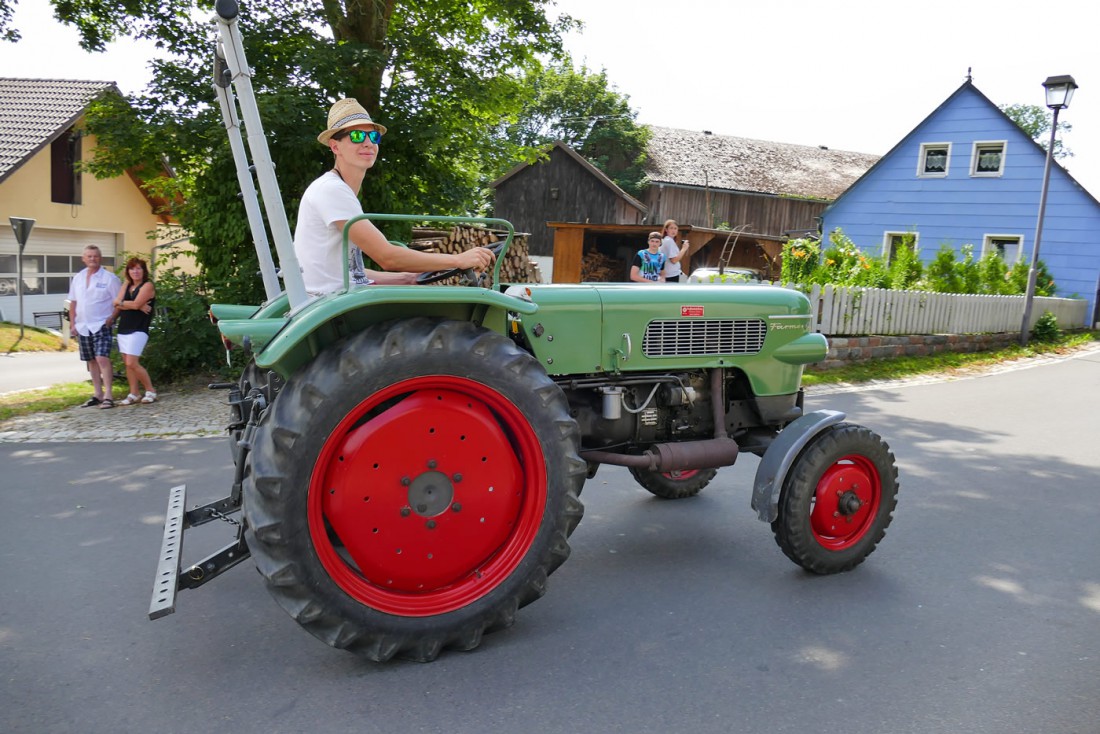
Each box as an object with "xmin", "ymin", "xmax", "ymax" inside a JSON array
[
  {"xmin": 982, "ymin": 234, "xmax": 1024, "ymax": 262},
  {"xmin": 918, "ymin": 143, "xmax": 951, "ymax": 178},
  {"xmin": 882, "ymin": 231, "xmax": 919, "ymax": 262},
  {"xmin": 971, "ymin": 140, "xmax": 1007, "ymax": 177}
]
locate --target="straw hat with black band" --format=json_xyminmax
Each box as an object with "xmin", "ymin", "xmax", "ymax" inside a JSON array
[{"xmin": 317, "ymin": 98, "xmax": 388, "ymax": 145}]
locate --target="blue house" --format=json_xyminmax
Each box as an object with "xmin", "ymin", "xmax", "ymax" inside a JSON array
[{"xmin": 820, "ymin": 78, "xmax": 1100, "ymax": 325}]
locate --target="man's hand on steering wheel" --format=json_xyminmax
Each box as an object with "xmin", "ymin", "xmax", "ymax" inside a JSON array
[{"xmin": 416, "ymin": 241, "xmax": 505, "ymax": 286}]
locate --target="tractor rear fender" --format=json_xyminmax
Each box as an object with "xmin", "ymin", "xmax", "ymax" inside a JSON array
[
  {"xmin": 245, "ymin": 287, "xmax": 538, "ymax": 377},
  {"xmin": 751, "ymin": 409, "xmax": 847, "ymax": 522}
]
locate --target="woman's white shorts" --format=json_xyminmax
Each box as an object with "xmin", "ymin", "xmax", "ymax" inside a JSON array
[{"xmin": 117, "ymin": 331, "xmax": 149, "ymax": 357}]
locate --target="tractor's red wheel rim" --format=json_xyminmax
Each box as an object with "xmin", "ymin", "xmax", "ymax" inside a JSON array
[
  {"xmin": 662, "ymin": 469, "xmax": 700, "ymax": 481},
  {"xmin": 809, "ymin": 454, "xmax": 881, "ymax": 550},
  {"xmin": 308, "ymin": 376, "xmax": 546, "ymax": 616}
]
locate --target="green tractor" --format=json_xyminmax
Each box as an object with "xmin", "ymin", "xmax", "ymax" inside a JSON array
[{"xmin": 149, "ymin": 1, "xmax": 899, "ymax": 662}]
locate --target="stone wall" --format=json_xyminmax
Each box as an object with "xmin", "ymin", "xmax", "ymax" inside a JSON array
[{"xmin": 818, "ymin": 333, "xmax": 1019, "ymax": 370}]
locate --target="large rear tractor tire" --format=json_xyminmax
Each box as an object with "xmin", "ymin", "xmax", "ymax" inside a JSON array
[
  {"xmin": 627, "ymin": 467, "xmax": 717, "ymax": 499},
  {"xmin": 771, "ymin": 423, "xmax": 898, "ymax": 574},
  {"xmin": 243, "ymin": 318, "xmax": 586, "ymax": 661}
]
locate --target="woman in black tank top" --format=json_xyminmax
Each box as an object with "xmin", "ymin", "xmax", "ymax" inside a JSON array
[{"xmin": 111, "ymin": 257, "xmax": 158, "ymax": 405}]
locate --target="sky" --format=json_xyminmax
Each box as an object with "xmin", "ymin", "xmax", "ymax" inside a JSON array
[{"xmin": 1, "ymin": 0, "xmax": 1097, "ymax": 196}]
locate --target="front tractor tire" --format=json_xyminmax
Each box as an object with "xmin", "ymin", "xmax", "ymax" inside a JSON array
[
  {"xmin": 243, "ymin": 318, "xmax": 586, "ymax": 662},
  {"xmin": 771, "ymin": 423, "xmax": 898, "ymax": 574},
  {"xmin": 628, "ymin": 467, "xmax": 717, "ymax": 499}
]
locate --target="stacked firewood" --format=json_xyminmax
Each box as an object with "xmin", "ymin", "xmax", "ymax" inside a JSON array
[
  {"xmin": 580, "ymin": 249, "xmax": 621, "ymax": 282},
  {"xmin": 409, "ymin": 225, "xmax": 540, "ymax": 285}
]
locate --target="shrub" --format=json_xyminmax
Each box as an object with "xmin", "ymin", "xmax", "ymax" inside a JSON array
[
  {"xmin": 1007, "ymin": 259, "xmax": 1056, "ymax": 297},
  {"xmin": 780, "ymin": 237, "xmax": 821, "ymax": 286},
  {"xmin": 792, "ymin": 235, "xmax": 1056, "ymax": 299},
  {"xmin": 977, "ymin": 252, "xmax": 1011, "ymax": 294},
  {"xmin": 924, "ymin": 246, "xmax": 963, "ymax": 293},
  {"xmin": 1030, "ymin": 310, "xmax": 1061, "ymax": 343},
  {"xmin": 887, "ymin": 234, "xmax": 923, "ymax": 290},
  {"xmin": 957, "ymin": 244, "xmax": 982, "ymax": 294}
]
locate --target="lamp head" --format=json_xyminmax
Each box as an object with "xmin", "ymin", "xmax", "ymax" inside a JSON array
[{"xmin": 1042, "ymin": 74, "xmax": 1077, "ymax": 110}]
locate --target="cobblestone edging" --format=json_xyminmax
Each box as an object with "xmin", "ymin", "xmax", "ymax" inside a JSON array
[
  {"xmin": 818, "ymin": 332, "xmax": 1019, "ymax": 370},
  {"xmin": 0, "ymin": 387, "xmax": 228, "ymax": 443}
]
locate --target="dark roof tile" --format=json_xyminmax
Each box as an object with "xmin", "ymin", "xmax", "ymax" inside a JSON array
[
  {"xmin": 0, "ymin": 78, "xmax": 117, "ymax": 182},
  {"xmin": 644, "ymin": 126, "xmax": 880, "ymax": 200}
]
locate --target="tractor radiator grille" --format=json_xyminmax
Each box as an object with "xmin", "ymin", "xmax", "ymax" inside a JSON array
[{"xmin": 642, "ymin": 318, "xmax": 767, "ymax": 357}]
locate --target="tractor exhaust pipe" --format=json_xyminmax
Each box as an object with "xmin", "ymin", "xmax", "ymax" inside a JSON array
[{"xmin": 580, "ymin": 437, "xmax": 739, "ymax": 472}]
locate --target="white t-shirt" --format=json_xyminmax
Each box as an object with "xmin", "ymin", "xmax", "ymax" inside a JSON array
[
  {"xmin": 660, "ymin": 236, "xmax": 684, "ymax": 278},
  {"xmin": 293, "ymin": 171, "xmax": 366, "ymax": 295},
  {"xmin": 67, "ymin": 266, "xmax": 122, "ymax": 335}
]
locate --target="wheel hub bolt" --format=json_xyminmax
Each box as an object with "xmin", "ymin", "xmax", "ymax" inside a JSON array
[
  {"xmin": 838, "ymin": 491, "xmax": 863, "ymax": 515},
  {"xmin": 427, "ymin": 459, "xmax": 437, "ymax": 469},
  {"xmin": 400, "ymin": 506, "xmax": 411, "ymax": 517},
  {"xmin": 426, "ymin": 520, "xmax": 437, "ymax": 530},
  {"xmin": 453, "ymin": 473, "xmax": 463, "ymax": 483},
  {"xmin": 451, "ymin": 503, "xmax": 462, "ymax": 512}
]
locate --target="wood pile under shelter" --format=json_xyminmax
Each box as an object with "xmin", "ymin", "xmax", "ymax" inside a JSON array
[
  {"xmin": 580, "ymin": 249, "xmax": 622, "ymax": 282},
  {"xmin": 409, "ymin": 225, "xmax": 541, "ymax": 285}
]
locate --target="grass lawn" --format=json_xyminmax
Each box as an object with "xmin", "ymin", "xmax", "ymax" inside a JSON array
[{"xmin": 1, "ymin": 321, "xmax": 77, "ymax": 354}]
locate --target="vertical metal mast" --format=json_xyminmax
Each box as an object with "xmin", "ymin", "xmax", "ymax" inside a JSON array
[
  {"xmin": 212, "ymin": 48, "xmax": 281, "ymax": 301},
  {"xmin": 213, "ymin": 0, "xmax": 307, "ymax": 307}
]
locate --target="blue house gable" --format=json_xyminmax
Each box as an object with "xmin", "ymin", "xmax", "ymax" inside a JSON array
[{"xmin": 821, "ymin": 79, "xmax": 1100, "ymax": 324}]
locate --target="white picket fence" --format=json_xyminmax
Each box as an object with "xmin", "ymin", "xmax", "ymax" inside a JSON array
[{"xmin": 788, "ymin": 284, "xmax": 1089, "ymax": 336}]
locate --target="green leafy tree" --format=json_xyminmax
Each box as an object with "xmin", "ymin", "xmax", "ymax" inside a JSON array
[
  {"xmin": 51, "ymin": 0, "xmax": 578, "ymax": 300},
  {"xmin": 500, "ymin": 60, "xmax": 650, "ymax": 197},
  {"xmin": 1000, "ymin": 103, "xmax": 1073, "ymax": 160},
  {"xmin": 1, "ymin": 0, "xmax": 19, "ymax": 42}
]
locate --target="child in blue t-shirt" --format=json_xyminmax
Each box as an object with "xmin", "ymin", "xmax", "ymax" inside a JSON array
[{"xmin": 630, "ymin": 232, "xmax": 669, "ymax": 283}]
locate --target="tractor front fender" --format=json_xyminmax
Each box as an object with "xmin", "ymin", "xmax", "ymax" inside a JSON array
[{"xmin": 751, "ymin": 409, "xmax": 846, "ymax": 523}]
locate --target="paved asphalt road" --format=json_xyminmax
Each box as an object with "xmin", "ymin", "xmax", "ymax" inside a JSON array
[
  {"xmin": 1, "ymin": 350, "xmax": 89, "ymax": 395},
  {"xmin": 2, "ymin": 350, "xmax": 1098, "ymax": 734}
]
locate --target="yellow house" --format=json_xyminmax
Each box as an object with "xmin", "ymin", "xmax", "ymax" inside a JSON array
[{"xmin": 0, "ymin": 78, "xmax": 187, "ymax": 326}]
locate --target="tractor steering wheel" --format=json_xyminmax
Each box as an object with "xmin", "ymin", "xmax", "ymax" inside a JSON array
[{"xmin": 416, "ymin": 241, "xmax": 507, "ymax": 285}]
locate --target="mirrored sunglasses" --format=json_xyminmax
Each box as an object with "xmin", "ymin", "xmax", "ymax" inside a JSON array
[{"xmin": 338, "ymin": 128, "xmax": 381, "ymax": 144}]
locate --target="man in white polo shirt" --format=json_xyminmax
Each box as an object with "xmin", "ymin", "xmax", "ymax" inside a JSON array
[{"xmin": 67, "ymin": 245, "xmax": 122, "ymax": 408}]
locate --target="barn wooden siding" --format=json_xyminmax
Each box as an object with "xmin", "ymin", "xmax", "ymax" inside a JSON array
[
  {"xmin": 644, "ymin": 185, "xmax": 828, "ymax": 238},
  {"xmin": 493, "ymin": 146, "xmax": 644, "ymax": 257}
]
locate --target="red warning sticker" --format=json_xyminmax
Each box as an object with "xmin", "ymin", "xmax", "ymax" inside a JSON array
[{"xmin": 681, "ymin": 305, "xmax": 704, "ymax": 317}]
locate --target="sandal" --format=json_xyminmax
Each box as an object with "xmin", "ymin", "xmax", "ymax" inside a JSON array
[
  {"xmin": 141, "ymin": 391, "xmax": 158, "ymax": 404},
  {"xmin": 119, "ymin": 394, "xmax": 141, "ymax": 406},
  {"xmin": 81, "ymin": 396, "xmax": 102, "ymax": 408},
  {"xmin": 99, "ymin": 398, "xmax": 115, "ymax": 409}
]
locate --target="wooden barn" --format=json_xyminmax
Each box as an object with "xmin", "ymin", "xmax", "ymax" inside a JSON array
[
  {"xmin": 491, "ymin": 141, "xmax": 646, "ymax": 257},
  {"xmin": 491, "ymin": 129, "xmax": 879, "ymax": 283}
]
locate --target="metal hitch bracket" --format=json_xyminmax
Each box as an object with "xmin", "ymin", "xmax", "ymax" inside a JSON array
[
  {"xmin": 148, "ymin": 484, "xmax": 188, "ymax": 620},
  {"xmin": 148, "ymin": 484, "xmax": 251, "ymax": 620}
]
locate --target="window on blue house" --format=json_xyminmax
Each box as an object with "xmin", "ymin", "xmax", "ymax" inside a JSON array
[
  {"xmin": 971, "ymin": 141, "xmax": 1006, "ymax": 176},
  {"xmin": 918, "ymin": 143, "xmax": 950, "ymax": 177},
  {"xmin": 883, "ymin": 232, "xmax": 918, "ymax": 262},
  {"xmin": 982, "ymin": 235, "xmax": 1022, "ymax": 262}
]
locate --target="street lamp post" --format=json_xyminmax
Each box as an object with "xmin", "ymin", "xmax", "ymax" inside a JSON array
[{"xmin": 1020, "ymin": 74, "xmax": 1077, "ymax": 346}]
